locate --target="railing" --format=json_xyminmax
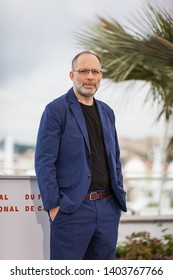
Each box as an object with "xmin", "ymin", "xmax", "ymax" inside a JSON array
[{"xmin": 124, "ymin": 175, "xmax": 173, "ymax": 216}]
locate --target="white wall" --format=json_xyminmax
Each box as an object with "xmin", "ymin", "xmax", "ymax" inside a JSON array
[{"xmin": 0, "ymin": 177, "xmax": 49, "ymax": 260}]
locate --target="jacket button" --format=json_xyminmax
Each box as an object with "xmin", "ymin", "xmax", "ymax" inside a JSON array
[{"xmin": 88, "ymin": 174, "xmax": 91, "ymax": 179}]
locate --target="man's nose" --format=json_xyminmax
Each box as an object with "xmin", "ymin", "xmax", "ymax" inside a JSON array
[{"xmin": 87, "ymin": 71, "xmax": 94, "ymax": 78}]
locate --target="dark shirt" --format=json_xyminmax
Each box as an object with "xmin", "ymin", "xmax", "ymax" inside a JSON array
[{"xmin": 80, "ymin": 101, "xmax": 111, "ymax": 191}]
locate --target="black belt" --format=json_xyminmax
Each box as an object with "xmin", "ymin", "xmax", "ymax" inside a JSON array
[{"xmin": 85, "ymin": 190, "xmax": 111, "ymax": 200}]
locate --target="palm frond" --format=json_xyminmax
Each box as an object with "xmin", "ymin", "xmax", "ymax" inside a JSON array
[{"xmin": 75, "ymin": 4, "xmax": 173, "ymax": 122}]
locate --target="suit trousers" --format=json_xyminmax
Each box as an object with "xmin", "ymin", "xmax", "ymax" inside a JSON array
[{"xmin": 49, "ymin": 193, "xmax": 121, "ymax": 260}]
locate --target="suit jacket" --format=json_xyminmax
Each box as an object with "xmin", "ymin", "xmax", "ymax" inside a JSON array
[{"xmin": 35, "ymin": 87, "xmax": 127, "ymax": 213}]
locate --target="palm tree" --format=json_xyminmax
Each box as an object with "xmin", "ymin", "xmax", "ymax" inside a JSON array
[{"xmin": 75, "ymin": 4, "xmax": 173, "ymax": 161}]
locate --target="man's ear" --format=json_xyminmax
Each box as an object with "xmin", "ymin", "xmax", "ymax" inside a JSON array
[{"xmin": 69, "ymin": 71, "xmax": 74, "ymax": 81}]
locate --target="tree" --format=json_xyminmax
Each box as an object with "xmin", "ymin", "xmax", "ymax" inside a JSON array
[{"xmin": 75, "ymin": 4, "xmax": 173, "ymax": 160}]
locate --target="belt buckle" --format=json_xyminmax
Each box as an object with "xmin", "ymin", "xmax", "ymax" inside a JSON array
[{"xmin": 89, "ymin": 192, "xmax": 97, "ymax": 200}]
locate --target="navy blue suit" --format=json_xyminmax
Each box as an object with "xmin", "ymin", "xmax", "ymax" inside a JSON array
[{"xmin": 35, "ymin": 87, "xmax": 127, "ymax": 259}]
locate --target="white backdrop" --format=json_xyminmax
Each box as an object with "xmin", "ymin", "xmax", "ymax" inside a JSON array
[{"xmin": 0, "ymin": 177, "xmax": 50, "ymax": 260}]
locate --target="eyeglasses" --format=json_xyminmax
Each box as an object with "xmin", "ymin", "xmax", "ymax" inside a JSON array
[{"xmin": 73, "ymin": 69, "xmax": 102, "ymax": 76}]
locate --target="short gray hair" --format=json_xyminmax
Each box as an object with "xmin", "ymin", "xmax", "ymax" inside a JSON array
[{"xmin": 72, "ymin": 51, "xmax": 101, "ymax": 70}]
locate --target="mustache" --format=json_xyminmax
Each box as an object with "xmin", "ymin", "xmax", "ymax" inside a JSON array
[{"xmin": 84, "ymin": 83, "xmax": 95, "ymax": 86}]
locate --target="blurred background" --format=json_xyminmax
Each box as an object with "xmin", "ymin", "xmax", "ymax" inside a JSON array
[{"xmin": 1, "ymin": 0, "xmax": 173, "ymax": 216}]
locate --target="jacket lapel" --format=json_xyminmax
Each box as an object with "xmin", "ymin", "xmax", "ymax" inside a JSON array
[{"xmin": 67, "ymin": 88, "xmax": 91, "ymax": 153}]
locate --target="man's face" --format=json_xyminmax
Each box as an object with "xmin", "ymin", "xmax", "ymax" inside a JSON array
[{"xmin": 70, "ymin": 54, "xmax": 102, "ymax": 99}]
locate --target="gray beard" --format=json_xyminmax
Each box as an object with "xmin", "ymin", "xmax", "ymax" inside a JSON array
[
  {"xmin": 73, "ymin": 83, "xmax": 98, "ymax": 98},
  {"xmin": 77, "ymin": 89, "xmax": 96, "ymax": 98}
]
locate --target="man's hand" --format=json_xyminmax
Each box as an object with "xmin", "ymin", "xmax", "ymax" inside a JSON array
[{"xmin": 49, "ymin": 206, "xmax": 60, "ymax": 221}]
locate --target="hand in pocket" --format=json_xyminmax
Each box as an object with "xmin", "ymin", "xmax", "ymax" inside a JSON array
[{"xmin": 49, "ymin": 206, "xmax": 60, "ymax": 221}]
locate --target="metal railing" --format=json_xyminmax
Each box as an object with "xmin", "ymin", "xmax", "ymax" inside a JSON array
[{"xmin": 124, "ymin": 175, "xmax": 173, "ymax": 216}]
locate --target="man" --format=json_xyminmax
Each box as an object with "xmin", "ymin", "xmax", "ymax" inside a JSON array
[{"xmin": 35, "ymin": 50, "xmax": 127, "ymax": 260}]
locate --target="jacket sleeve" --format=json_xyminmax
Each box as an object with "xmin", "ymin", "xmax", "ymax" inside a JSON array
[{"xmin": 34, "ymin": 102, "xmax": 62, "ymax": 211}]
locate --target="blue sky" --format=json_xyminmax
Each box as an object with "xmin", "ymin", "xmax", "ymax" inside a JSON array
[{"xmin": 0, "ymin": 0, "xmax": 172, "ymax": 144}]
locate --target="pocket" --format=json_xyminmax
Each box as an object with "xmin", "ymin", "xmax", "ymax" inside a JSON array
[
  {"xmin": 111, "ymin": 196, "xmax": 121, "ymax": 216},
  {"xmin": 50, "ymin": 209, "xmax": 72, "ymax": 225},
  {"xmin": 49, "ymin": 208, "xmax": 60, "ymax": 223}
]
